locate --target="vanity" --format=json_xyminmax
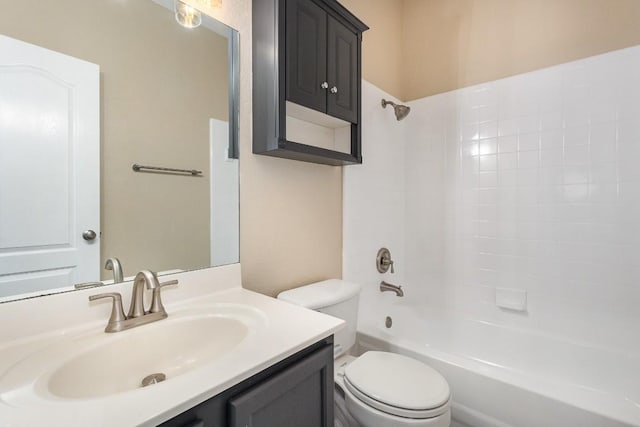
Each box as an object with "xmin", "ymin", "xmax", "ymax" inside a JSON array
[{"xmin": 0, "ymin": 264, "xmax": 343, "ymax": 426}]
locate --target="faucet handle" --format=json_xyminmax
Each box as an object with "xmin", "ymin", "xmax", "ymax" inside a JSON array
[
  {"xmin": 376, "ymin": 248, "xmax": 395, "ymax": 274},
  {"xmin": 160, "ymin": 279, "xmax": 179, "ymax": 287},
  {"xmin": 386, "ymin": 259, "xmax": 395, "ymax": 274},
  {"xmin": 149, "ymin": 279, "xmax": 179, "ymax": 314},
  {"xmin": 89, "ymin": 292, "xmax": 127, "ymax": 327},
  {"xmin": 74, "ymin": 281, "xmax": 105, "ymax": 290}
]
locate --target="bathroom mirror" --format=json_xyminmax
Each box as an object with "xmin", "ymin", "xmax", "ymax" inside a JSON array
[{"xmin": 0, "ymin": 0, "xmax": 239, "ymax": 302}]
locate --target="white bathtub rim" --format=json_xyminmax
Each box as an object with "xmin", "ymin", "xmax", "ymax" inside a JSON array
[
  {"xmin": 356, "ymin": 330, "xmax": 639, "ymax": 427},
  {"xmin": 378, "ymin": 298, "xmax": 640, "ymax": 361}
]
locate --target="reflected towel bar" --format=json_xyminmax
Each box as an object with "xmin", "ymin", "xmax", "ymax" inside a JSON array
[{"xmin": 132, "ymin": 163, "xmax": 203, "ymax": 176}]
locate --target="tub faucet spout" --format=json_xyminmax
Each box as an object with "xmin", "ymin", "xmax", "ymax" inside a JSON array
[{"xmin": 380, "ymin": 281, "xmax": 404, "ymax": 297}]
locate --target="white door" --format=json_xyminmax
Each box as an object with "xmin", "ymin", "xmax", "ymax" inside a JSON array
[{"xmin": 0, "ymin": 35, "xmax": 100, "ymax": 298}]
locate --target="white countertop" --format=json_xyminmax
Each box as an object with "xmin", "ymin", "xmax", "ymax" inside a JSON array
[{"xmin": 0, "ymin": 265, "xmax": 343, "ymax": 426}]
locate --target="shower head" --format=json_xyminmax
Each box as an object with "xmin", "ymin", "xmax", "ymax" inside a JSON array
[{"xmin": 381, "ymin": 99, "xmax": 410, "ymax": 121}]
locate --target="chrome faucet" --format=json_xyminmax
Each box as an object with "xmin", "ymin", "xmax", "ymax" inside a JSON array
[
  {"xmin": 104, "ymin": 257, "xmax": 124, "ymax": 283},
  {"xmin": 128, "ymin": 270, "xmax": 160, "ymax": 318},
  {"xmin": 380, "ymin": 281, "xmax": 404, "ymax": 297},
  {"xmin": 89, "ymin": 270, "xmax": 178, "ymax": 333}
]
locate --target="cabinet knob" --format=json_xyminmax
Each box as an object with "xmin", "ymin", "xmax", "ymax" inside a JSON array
[
  {"xmin": 330, "ymin": 86, "xmax": 338, "ymax": 94},
  {"xmin": 320, "ymin": 82, "xmax": 329, "ymax": 89}
]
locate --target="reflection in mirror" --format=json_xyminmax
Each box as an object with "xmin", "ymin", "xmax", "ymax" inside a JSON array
[{"xmin": 0, "ymin": 0, "xmax": 239, "ymax": 302}]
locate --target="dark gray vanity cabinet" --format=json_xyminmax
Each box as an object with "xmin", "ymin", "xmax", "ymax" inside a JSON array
[
  {"xmin": 253, "ymin": 0, "xmax": 368, "ymax": 166},
  {"xmin": 160, "ymin": 338, "xmax": 334, "ymax": 427}
]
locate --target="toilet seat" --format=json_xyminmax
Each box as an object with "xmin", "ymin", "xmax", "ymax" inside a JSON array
[
  {"xmin": 343, "ymin": 351, "xmax": 450, "ymax": 419},
  {"xmin": 344, "ymin": 376, "xmax": 450, "ymax": 419},
  {"xmin": 344, "ymin": 386, "xmax": 451, "ymax": 427}
]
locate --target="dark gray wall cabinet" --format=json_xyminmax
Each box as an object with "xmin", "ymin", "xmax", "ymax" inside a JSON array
[
  {"xmin": 286, "ymin": 0, "xmax": 328, "ymax": 114},
  {"xmin": 160, "ymin": 338, "xmax": 334, "ymax": 427},
  {"xmin": 253, "ymin": 0, "xmax": 368, "ymax": 166}
]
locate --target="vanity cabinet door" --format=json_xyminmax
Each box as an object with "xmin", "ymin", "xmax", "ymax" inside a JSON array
[
  {"xmin": 326, "ymin": 15, "xmax": 358, "ymax": 123},
  {"xmin": 229, "ymin": 343, "xmax": 334, "ymax": 427},
  {"xmin": 159, "ymin": 339, "xmax": 334, "ymax": 427},
  {"xmin": 286, "ymin": 0, "xmax": 327, "ymax": 113}
]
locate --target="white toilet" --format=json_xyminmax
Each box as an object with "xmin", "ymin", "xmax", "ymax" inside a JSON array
[{"xmin": 278, "ymin": 279, "xmax": 451, "ymax": 427}]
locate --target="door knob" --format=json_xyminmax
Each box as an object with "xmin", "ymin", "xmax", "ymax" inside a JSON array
[
  {"xmin": 330, "ymin": 86, "xmax": 338, "ymax": 94},
  {"xmin": 320, "ymin": 81, "xmax": 329, "ymax": 89},
  {"xmin": 82, "ymin": 229, "xmax": 97, "ymax": 241}
]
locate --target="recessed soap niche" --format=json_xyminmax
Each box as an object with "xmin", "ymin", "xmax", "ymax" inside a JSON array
[{"xmin": 286, "ymin": 102, "xmax": 352, "ymax": 154}]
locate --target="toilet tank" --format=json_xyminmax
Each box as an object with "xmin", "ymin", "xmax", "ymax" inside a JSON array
[{"xmin": 278, "ymin": 279, "xmax": 361, "ymax": 357}]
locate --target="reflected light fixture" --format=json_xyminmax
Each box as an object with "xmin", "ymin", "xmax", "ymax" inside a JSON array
[
  {"xmin": 198, "ymin": 0, "xmax": 222, "ymax": 7},
  {"xmin": 174, "ymin": 0, "xmax": 202, "ymax": 29}
]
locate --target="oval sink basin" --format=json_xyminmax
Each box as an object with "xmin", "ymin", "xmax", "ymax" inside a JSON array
[
  {"xmin": 0, "ymin": 304, "xmax": 266, "ymax": 404},
  {"xmin": 47, "ymin": 314, "xmax": 248, "ymax": 399}
]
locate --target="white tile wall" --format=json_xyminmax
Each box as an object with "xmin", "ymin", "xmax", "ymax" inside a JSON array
[
  {"xmin": 343, "ymin": 81, "xmax": 407, "ymax": 307},
  {"xmin": 345, "ymin": 46, "xmax": 640, "ymax": 355}
]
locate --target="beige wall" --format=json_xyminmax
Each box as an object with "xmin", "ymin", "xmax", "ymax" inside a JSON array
[
  {"xmin": 401, "ymin": 0, "xmax": 640, "ymax": 100},
  {"xmin": 0, "ymin": 0, "xmax": 228, "ymax": 278},
  {"xmin": 338, "ymin": 0, "xmax": 404, "ymax": 101},
  {"xmin": 340, "ymin": 0, "xmax": 640, "ymax": 101},
  {"xmin": 193, "ymin": 0, "xmax": 343, "ymax": 297}
]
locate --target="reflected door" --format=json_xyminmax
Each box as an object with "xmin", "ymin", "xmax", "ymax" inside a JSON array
[{"xmin": 0, "ymin": 35, "xmax": 99, "ymax": 297}]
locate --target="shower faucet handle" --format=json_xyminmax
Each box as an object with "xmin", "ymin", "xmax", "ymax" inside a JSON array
[
  {"xmin": 330, "ymin": 86, "xmax": 338, "ymax": 94},
  {"xmin": 385, "ymin": 259, "xmax": 395, "ymax": 273},
  {"xmin": 376, "ymin": 247, "xmax": 395, "ymax": 274},
  {"xmin": 321, "ymin": 81, "xmax": 329, "ymax": 89}
]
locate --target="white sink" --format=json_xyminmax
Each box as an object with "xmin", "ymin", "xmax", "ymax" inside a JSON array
[
  {"xmin": 48, "ymin": 315, "xmax": 247, "ymax": 398},
  {"xmin": 0, "ymin": 303, "xmax": 266, "ymax": 401}
]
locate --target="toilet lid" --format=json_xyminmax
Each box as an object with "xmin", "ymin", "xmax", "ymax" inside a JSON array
[{"xmin": 344, "ymin": 351, "xmax": 450, "ymax": 414}]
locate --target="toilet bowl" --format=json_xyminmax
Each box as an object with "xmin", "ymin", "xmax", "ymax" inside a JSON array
[{"xmin": 278, "ymin": 280, "xmax": 451, "ymax": 427}]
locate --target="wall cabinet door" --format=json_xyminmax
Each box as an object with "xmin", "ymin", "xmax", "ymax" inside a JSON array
[
  {"xmin": 285, "ymin": 0, "xmax": 358, "ymax": 123},
  {"xmin": 326, "ymin": 16, "xmax": 358, "ymax": 123},
  {"xmin": 286, "ymin": 0, "xmax": 327, "ymax": 113}
]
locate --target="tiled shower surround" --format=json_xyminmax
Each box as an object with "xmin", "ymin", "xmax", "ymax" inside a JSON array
[{"xmin": 345, "ymin": 46, "xmax": 640, "ymax": 356}]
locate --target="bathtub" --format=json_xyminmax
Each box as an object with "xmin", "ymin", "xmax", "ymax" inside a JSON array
[{"xmin": 355, "ymin": 302, "xmax": 640, "ymax": 427}]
